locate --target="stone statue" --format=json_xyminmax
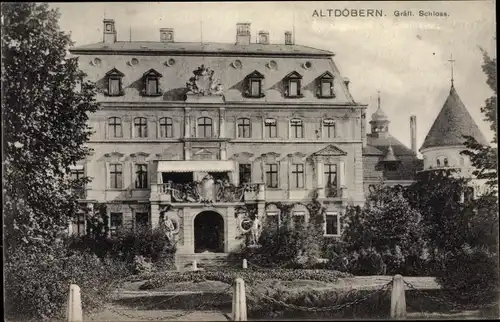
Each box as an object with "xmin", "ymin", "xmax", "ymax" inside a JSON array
[
  {"xmin": 200, "ymin": 174, "xmax": 215, "ymax": 203},
  {"xmin": 250, "ymin": 217, "xmax": 262, "ymax": 246},
  {"xmin": 164, "ymin": 216, "xmax": 175, "ymax": 242}
]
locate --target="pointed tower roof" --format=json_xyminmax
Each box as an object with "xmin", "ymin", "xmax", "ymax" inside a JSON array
[{"xmin": 420, "ymin": 85, "xmax": 488, "ymax": 150}]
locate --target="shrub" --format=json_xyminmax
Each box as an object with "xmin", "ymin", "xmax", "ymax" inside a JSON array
[
  {"xmin": 140, "ymin": 268, "xmax": 352, "ymax": 290},
  {"xmin": 4, "ymin": 246, "xmax": 128, "ymax": 321},
  {"xmin": 133, "ymin": 255, "xmax": 153, "ymax": 275},
  {"xmin": 437, "ymin": 246, "xmax": 499, "ymax": 306}
]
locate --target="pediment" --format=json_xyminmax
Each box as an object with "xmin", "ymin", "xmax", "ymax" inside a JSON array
[
  {"xmin": 286, "ymin": 152, "xmax": 308, "ymax": 160},
  {"xmin": 130, "ymin": 152, "xmax": 150, "ymax": 158},
  {"xmin": 318, "ymin": 71, "xmax": 334, "ymax": 79},
  {"xmin": 143, "ymin": 68, "xmax": 163, "ymax": 78},
  {"xmin": 194, "ymin": 148, "xmax": 213, "ymax": 155},
  {"xmin": 260, "ymin": 152, "xmax": 281, "ymax": 158},
  {"xmin": 285, "ymin": 71, "xmax": 303, "ymax": 79},
  {"xmin": 104, "ymin": 151, "xmax": 125, "ymax": 158},
  {"xmin": 312, "ymin": 145, "xmax": 347, "ymax": 156},
  {"xmin": 247, "ymin": 70, "xmax": 265, "ymax": 79},
  {"xmin": 229, "ymin": 152, "xmax": 255, "ymax": 161},
  {"xmin": 105, "ymin": 68, "xmax": 124, "ymax": 77}
]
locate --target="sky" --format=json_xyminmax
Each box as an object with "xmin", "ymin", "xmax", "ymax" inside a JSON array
[{"xmin": 51, "ymin": 1, "xmax": 496, "ymax": 152}]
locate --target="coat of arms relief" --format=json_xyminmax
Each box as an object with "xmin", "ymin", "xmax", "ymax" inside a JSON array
[{"xmin": 186, "ymin": 65, "xmax": 224, "ymax": 96}]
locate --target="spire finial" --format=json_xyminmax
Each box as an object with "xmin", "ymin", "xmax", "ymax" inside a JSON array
[
  {"xmin": 448, "ymin": 54, "xmax": 455, "ymax": 87},
  {"xmin": 377, "ymin": 90, "xmax": 381, "ymax": 110}
]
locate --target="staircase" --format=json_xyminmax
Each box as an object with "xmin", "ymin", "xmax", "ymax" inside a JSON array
[{"xmin": 175, "ymin": 252, "xmax": 241, "ymax": 271}]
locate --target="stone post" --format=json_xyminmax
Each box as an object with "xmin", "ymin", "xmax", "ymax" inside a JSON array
[
  {"xmin": 192, "ymin": 260, "xmax": 198, "ymax": 271},
  {"xmin": 232, "ymin": 278, "xmax": 247, "ymax": 321},
  {"xmin": 67, "ymin": 284, "xmax": 83, "ymax": 322},
  {"xmin": 242, "ymin": 259, "xmax": 248, "ymax": 269},
  {"xmin": 390, "ymin": 274, "xmax": 406, "ymax": 319},
  {"xmin": 150, "ymin": 204, "xmax": 160, "ymax": 229}
]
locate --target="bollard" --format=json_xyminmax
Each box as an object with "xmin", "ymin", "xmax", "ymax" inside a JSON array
[
  {"xmin": 390, "ymin": 274, "xmax": 407, "ymax": 319},
  {"xmin": 67, "ymin": 284, "xmax": 83, "ymax": 322},
  {"xmin": 242, "ymin": 259, "xmax": 248, "ymax": 269},
  {"xmin": 232, "ymin": 278, "xmax": 247, "ymax": 321},
  {"xmin": 192, "ymin": 259, "xmax": 198, "ymax": 271}
]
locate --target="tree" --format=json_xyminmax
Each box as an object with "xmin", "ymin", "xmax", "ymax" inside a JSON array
[
  {"xmin": 341, "ymin": 184, "xmax": 425, "ymax": 275},
  {"xmin": 1, "ymin": 3, "xmax": 99, "ymax": 255},
  {"xmin": 461, "ymin": 48, "xmax": 497, "ymax": 189}
]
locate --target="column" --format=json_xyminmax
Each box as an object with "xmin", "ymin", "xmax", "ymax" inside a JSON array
[
  {"xmin": 338, "ymin": 160, "xmax": 346, "ymax": 198},
  {"xmin": 151, "ymin": 204, "xmax": 160, "ymax": 229},
  {"xmin": 184, "ymin": 143, "xmax": 191, "ymax": 160},
  {"xmin": 184, "ymin": 107, "xmax": 191, "ymax": 138},
  {"xmin": 220, "ymin": 142, "xmax": 227, "ymax": 161},
  {"xmin": 219, "ymin": 107, "xmax": 226, "ymax": 138}
]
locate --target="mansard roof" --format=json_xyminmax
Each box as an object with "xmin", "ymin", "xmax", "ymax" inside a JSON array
[
  {"xmin": 420, "ymin": 85, "xmax": 488, "ymax": 150},
  {"xmin": 70, "ymin": 41, "xmax": 334, "ymax": 56},
  {"xmin": 366, "ymin": 133, "xmax": 417, "ymax": 157}
]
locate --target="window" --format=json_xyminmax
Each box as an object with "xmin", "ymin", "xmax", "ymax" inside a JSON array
[
  {"xmin": 317, "ymin": 71, "xmax": 334, "ymax": 98},
  {"xmin": 237, "ymin": 118, "xmax": 251, "ymax": 138},
  {"xmin": 135, "ymin": 164, "xmax": 148, "ymax": 189},
  {"xmin": 105, "ymin": 68, "xmax": 124, "ymax": 96},
  {"xmin": 108, "ymin": 117, "xmax": 122, "ymax": 138},
  {"xmin": 291, "ymin": 164, "xmax": 304, "ymax": 188},
  {"xmin": 325, "ymin": 213, "xmax": 340, "ymax": 236},
  {"xmin": 384, "ymin": 162, "xmax": 399, "ymax": 171},
  {"xmin": 135, "ymin": 212, "xmax": 149, "ymax": 229},
  {"xmin": 444, "ymin": 158, "xmax": 449, "ymax": 167},
  {"xmin": 266, "ymin": 164, "xmax": 279, "ymax": 188},
  {"xmin": 290, "ymin": 119, "xmax": 303, "ymax": 138},
  {"xmin": 266, "ymin": 211, "xmax": 280, "ymax": 226},
  {"xmin": 71, "ymin": 168, "xmax": 85, "ymax": 198},
  {"xmin": 460, "ymin": 157, "xmax": 465, "ymax": 166},
  {"xmin": 239, "ymin": 164, "xmax": 252, "ymax": 185},
  {"xmin": 197, "ymin": 117, "xmax": 213, "ymax": 138},
  {"xmin": 134, "ymin": 117, "xmax": 148, "ymax": 138},
  {"xmin": 284, "ymin": 71, "xmax": 303, "ymax": 98},
  {"xmin": 72, "ymin": 213, "xmax": 86, "ymax": 237},
  {"xmin": 109, "ymin": 164, "xmax": 123, "ymax": 189},
  {"xmin": 245, "ymin": 70, "xmax": 265, "ymax": 98},
  {"xmin": 323, "ymin": 119, "xmax": 336, "ymax": 138},
  {"xmin": 293, "ymin": 212, "xmax": 306, "ymax": 228},
  {"xmin": 324, "ymin": 164, "xmax": 338, "ymax": 197},
  {"xmin": 110, "ymin": 213, "xmax": 123, "ymax": 236},
  {"xmin": 142, "ymin": 69, "xmax": 163, "ymax": 96},
  {"xmin": 437, "ymin": 159, "xmax": 441, "ymax": 167},
  {"xmin": 265, "ymin": 118, "xmax": 277, "ymax": 138},
  {"xmin": 159, "ymin": 117, "xmax": 173, "ymax": 138}
]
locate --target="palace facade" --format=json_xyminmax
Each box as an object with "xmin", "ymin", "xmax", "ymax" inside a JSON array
[{"xmin": 68, "ymin": 19, "xmax": 423, "ymax": 259}]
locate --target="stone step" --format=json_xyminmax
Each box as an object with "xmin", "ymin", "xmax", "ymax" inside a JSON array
[{"xmin": 175, "ymin": 253, "xmax": 241, "ymax": 271}]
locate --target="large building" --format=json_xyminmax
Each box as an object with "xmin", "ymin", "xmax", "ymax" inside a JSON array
[{"xmin": 68, "ymin": 19, "xmax": 423, "ymax": 260}]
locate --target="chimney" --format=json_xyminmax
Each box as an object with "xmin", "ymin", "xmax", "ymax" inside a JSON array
[
  {"xmin": 362, "ymin": 112, "xmax": 367, "ymax": 148},
  {"xmin": 236, "ymin": 22, "xmax": 251, "ymax": 45},
  {"xmin": 410, "ymin": 115, "xmax": 417, "ymax": 154},
  {"xmin": 285, "ymin": 31, "xmax": 293, "ymax": 45},
  {"xmin": 258, "ymin": 30, "xmax": 269, "ymax": 44},
  {"xmin": 103, "ymin": 19, "xmax": 116, "ymax": 44},
  {"xmin": 160, "ymin": 28, "xmax": 174, "ymax": 42}
]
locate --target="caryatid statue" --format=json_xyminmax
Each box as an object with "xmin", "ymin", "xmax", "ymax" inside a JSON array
[{"xmin": 160, "ymin": 210, "xmax": 176, "ymax": 242}]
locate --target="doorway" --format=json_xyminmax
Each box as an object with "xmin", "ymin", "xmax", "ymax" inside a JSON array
[{"xmin": 194, "ymin": 211, "xmax": 224, "ymax": 253}]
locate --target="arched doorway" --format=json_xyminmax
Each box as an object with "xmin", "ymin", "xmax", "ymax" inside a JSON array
[{"xmin": 194, "ymin": 211, "xmax": 224, "ymax": 253}]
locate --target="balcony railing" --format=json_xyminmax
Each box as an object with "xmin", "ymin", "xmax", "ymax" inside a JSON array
[{"xmin": 158, "ymin": 181, "xmax": 260, "ymax": 203}]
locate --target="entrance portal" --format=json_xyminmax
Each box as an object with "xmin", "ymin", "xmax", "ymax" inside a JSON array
[{"xmin": 194, "ymin": 211, "xmax": 224, "ymax": 253}]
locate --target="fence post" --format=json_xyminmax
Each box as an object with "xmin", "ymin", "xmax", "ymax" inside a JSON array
[
  {"xmin": 232, "ymin": 278, "xmax": 247, "ymax": 321},
  {"xmin": 242, "ymin": 259, "xmax": 248, "ymax": 269},
  {"xmin": 192, "ymin": 259, "xmax": 198, "ymax": 271},
  {"xmin": 67, "ymin": 284, "xmax": 83, "ymax": 322},
  {"xmin": 390, "ymin": 274, "xmax": 406, "ymax": 319}
]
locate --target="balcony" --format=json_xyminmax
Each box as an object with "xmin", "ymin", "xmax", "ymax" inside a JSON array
[{"xmin": 153, "ymin": 181, "xmax": 263, "ymax": 204}]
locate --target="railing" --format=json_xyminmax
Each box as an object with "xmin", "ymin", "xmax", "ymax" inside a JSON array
[{"xmin": 158, "ymin": 181, "xmax": 261, "ymax": 203}]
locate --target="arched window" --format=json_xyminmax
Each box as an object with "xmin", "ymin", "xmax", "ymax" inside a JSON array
[
  {"xmin": 108, "ymin": 117, "xmax": 122, "ymax": 138},
  {"xmin": 134, "ymin": 117, "xmax": 148, "ymax": 138},
  {"xmin": 444, "ymin": 158, "xmax": 449, "ymax": 167},
  {"xmin": 436, "ymin": 159, "xmax": 441, "ymax": 167},
  {"xmin": 237, "ymin": 118, "xmax": 251, "ymax": 138},
  {"xmin": 159, "ymin": 117, "xmax": 173, "ymax": 138},
  {"xmin": 290, "ymin": 118, "xmax": 303, "ymax": 138},
  {"xmin": 197, "ymin": 117, "xmax": 213, "ymax": 138},
  {"xmin": 460, "ymin": 157, "xmax": 465, "ymax": 166}
]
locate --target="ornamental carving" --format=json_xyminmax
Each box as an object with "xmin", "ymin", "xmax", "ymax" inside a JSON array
[
  {"xmin": 186, "ymin": 65, "xmax": 223, "ymax": 96},
  {"xmin": 165, "ymin": 179, "xmax": 259, "ymax": 204}
]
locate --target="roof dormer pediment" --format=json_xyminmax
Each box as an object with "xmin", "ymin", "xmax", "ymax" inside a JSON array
[
  {"xmin": 247, "ymin": 70, "xmax": 265, "ymax": 79},
  {"xmin": 105, "ymin": 67, "xmax": 124, "ymax": 77},
  {"xmin": 318, "ymin": 71, "xmax": 334, "ymax": 79},
  {"xmin": 143, "ymin": 68, "xmax": 163, "ymax": 78},
  {"xmin": 284, "ymin": 71, "xmax": 303, "ymax": 79}
]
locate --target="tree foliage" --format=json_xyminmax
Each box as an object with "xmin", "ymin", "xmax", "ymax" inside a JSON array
[{"xmin": 1, "ymin": 3, "xmax": 99, "ymax": 255}]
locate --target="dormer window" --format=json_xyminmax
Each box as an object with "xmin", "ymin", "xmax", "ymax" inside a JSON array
[
  {"xmin": 317, "ymin": 71, "xmax": 335, "ymax": 98},
  {"xmin": 244, "ymin": 70, "xmax": 265, "ymax": 98},
  {"xmin": 284, "ymin": 71, "xmax": 303, "ymax": 98},
  {"xmin": 142, "ymin": 69, "xmax": 163, "ymax": 96},
  {"xmin": 104, "ymin": 68, "xmax": 124, "ymax": 96}
]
